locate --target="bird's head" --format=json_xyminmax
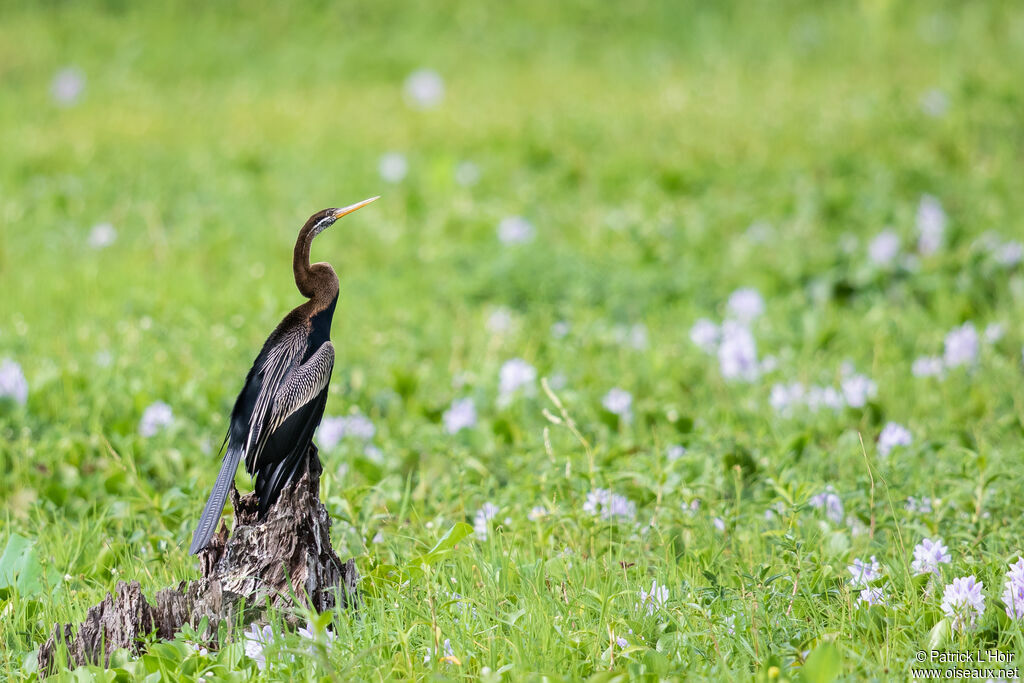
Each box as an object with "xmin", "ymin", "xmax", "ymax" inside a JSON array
[{"xmin": 304, "ymin": 196, "xmax": 380, "ymax": 241}]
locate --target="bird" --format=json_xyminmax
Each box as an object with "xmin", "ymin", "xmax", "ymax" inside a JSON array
[{"xmin": 189, "ymin": 197, "xmax": 379, "ymax": 555}]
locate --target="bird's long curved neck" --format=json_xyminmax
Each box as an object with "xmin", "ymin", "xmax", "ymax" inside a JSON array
[{"xmin": 292, "ymin": 224, "xmax": 338, "ymax": 309}]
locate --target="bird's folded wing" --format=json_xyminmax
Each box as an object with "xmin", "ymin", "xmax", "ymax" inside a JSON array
[
  {"xmin": 243, "ymin": 326, "xmax": 308, "ymax": 470},
  {"xmin": 266, "ymin": 341, "xmax": 335, "ymax": 436}
]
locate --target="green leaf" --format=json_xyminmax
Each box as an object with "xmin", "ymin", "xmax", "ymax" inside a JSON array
[
  {"xmin": 801, "ymin": 642, "xmax": 842, "ymax": 683},
  {"xmin": 412, "ymin": 522, "xmax": 474, "ymax": 566},
  {"xmin": 0, "ymin": 534, "xmax": 46, "ymax": 598},
  {"xmin": 927, "ymin": 618, "xmax": 950, "ymax": 651}
]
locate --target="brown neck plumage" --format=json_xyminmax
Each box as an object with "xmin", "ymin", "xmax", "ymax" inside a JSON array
[{"xmin": 293, "ymin": 214, "xmax": 339, "ymax": 310}]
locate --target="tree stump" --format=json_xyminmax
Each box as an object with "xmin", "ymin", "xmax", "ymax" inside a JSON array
[{"xmin": 38, "ymin": 450, "xmax": 358, "ymax": 673}]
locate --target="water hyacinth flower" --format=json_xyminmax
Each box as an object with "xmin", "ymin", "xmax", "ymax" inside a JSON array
[
  {"xmin": 689, "ymin": 318, "xmax": 719, "ymax": 354},
  {"xmin": 809, "ymin": 486, "xmax": 844, "ymax": 524},
  {"xmin": 498, "ymin": 358, "xmax": 536, "ymax": 399},
  {"xmin": 527, "ymin": 506, "xmax": 547, "ymax": 521},
  {"xmin": 940, "ymin": 576, "xmax": 985, "ymax": 633},
  {"xmin": 454, "ymin": 160, "xmax": 480, "ymax": 187},
  {"xmin": 712, "ymin": 517, "xmax": 726, "ymax": 532},
  {"xmin": 666, "ymin": 445, "xmax": 686, "ymax": 461},
  {"xmin": 995, "ymin": 241, "xmax": 1023, "ymax": 267},
  {"xmin": 636, "ymin": 580, "xmax": 669, "ymax": 615},
  {"xmin": 139, "ymin": 401, "xmax": 174, "ymax": 437},
  {"xmin": 297, "ymin": 620, "xmax": 337, "ymax": 645},
  {"xmin": 443, "ymin": 398, "xmax": 477, "ymax": 434},
  {"xmin": 985, "ymin": 323, "xmax": 1005, "ymax": 343},
  {"xmin": 403, "ymin": 68, "xmax": 444, "ymax": 109},
  {"xmin": 770, "ymin": 382, "xmax": 805, "ymax": 415},
  {"xmin": 0, "ymin": 359, "xmax": 29, "ymax": 405},
  {"xmin": 912, "ymin": 356, "xmax": 944, "ymax": 378},
  {"xmin": 905, "ymin": 496, "xmax": 933, "ymax": 514},
  {"xmin": 840, "ymin": 374, "xmax": 876, "ymax": 409},
  {"xmin": 916, "ymin": 195, "xmax": 946, "ymax": 255},
  {"xmin": 474, "ymin": 502, "xmax": 499, "ymax": 540},
  {"xmin": 51, "ymin": 67, "xmax": 85, "ymax": 105},
  {"xmin": 378, "ymin": 152, "xmax": 408, "ymax": 183},
  {"xmin": 911, "ymin": 538, "xmax": 951, "ymax": 576},
  {"xmin": 88, "ymin": 223, "xmax": 117, "ymax": 249},
  {"xmin": 601, "ymin": 387, "xmax": 633, "ymax": 423},
  {"xmin": 583, "ymin": 488, "xmax": 636, "ymax": 521},
  {"xmin": 318, "ymin": 416, "xmax": 347, "ymax": 451},
  {"xmin": 858, "ymin": 586, "xmax": 887, "ymax": 607},
  {"xmin": 613, "ymin": 323, "xmax": 648, "ymax": 350},
  {"xmin": 848, "ymin": 556, "xmax": 882, "ymax": 587},
  {"xmin": 943, "ymin": 322, "xmax": 978, "ymax": 368},
  {"xmin": 1002, "ymin": 558, "xmax": 1024, "ymax": 619},
  {"xmin": 877, "ymin": 422, "xmax": 912, "ymax": 457},
  {"xmin": 486, "ymin": 307, "xmax": 516, "ymax": 334},
  {"xmin": 806, "ymin": 385, "xmax": 844, "ymax": 413},
  {"xmin": 726, "ymin": 288, "xmax": 764, "ymax": 325},
  {"xmin": 920, "ymin": 89, "xmax": 949, "ymax": 117},
  {"xmin": 243, "ymin": 623, "xmax": 275, "ymax": 671},
  {"xmin": 423, "ymin": 638, "xmax": 456, "ymax": 664},
  {"xmin": 717, "ymin": 321, "xmax": 759, "ymax": 382},
  {"xmin": 550, "ymin": 320, "xmax": 570, "ymax": 339},
  {"xmin": 497, "ymin": 216, "xmax": 535, "ymax": 245},
  {"xmin": 868, "ymin": 231, "xmax": 901, "ymax": 267}
]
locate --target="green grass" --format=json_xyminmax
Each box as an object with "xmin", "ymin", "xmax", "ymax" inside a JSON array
[{"xmin": 3, "ymin": 0, "xmax": 1024, "ymax": 680}]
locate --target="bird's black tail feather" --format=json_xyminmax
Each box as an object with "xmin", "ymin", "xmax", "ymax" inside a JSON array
[{"xmin": 189, "ymin": 445, "xmax": 243, "ymax": 555}]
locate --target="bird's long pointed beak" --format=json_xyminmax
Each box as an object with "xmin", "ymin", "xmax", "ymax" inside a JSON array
[{"xmin": 334, "ymin": 196, "xmax": 380, "ymax": 220}]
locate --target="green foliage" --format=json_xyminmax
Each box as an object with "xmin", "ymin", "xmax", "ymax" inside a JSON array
[{"xmin": 3, "ymin": 0, "xmax": 1024, "ymax": 680}]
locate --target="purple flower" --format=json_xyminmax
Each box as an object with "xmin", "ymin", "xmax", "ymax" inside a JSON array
[
  {"xmin": 690, "ymin": 318, "xmax": 720, "ymax": 353},
  {"xmin": 404, "ymin": 69, "xmax": 444, "ymax": 109},
  {"xmin": 917, "ymin": 195, "xmax": 947, "ymax": 255},
  {"xmin": 912, "ymin": 356, "xmax": 944, "ymax": 378},
  {"xmin": 378, "ymin": 152, "xmax": 408, "ymax": 183},
  {"xmin": 868, "ymin": 231, "xmax": 900, "ymax": 267},
  {"xmin": 243, "ymin": 623, "xmax": 275, "ymax": 671},
  {"xmin": 985, "ymin": 323, "xmax": 1005, "ymax": 343},
  {"xmin": 527, "ymin": 506, "xmax": 547, "ymax": 521},
  {"xmin": 636, "ymin": 580, "xmax": 669, "ymax": 615},
  {"xmin": 498, "ymin": 358, "xmax": 536, "ymax": 401},
  {"xmin": 474, "ymin": 502, "xmax": 499, "ymax": 540},
  {"xmin": 88, "ymin": 223, "xmax": 117, "ymax": 249},
  {"xmin": 943, "ymin": 323, "xmax": 978, "ymax": 368},
  {"xmin": 911, "ymin": 538, "xmax": 951, "ymax": 576},
  {"xmin": 848, "ymin": 556, "xmax": 882, "ymax": 587},
  {"xmin": 583, "ymin": 488, "xmax": 636, "ymax": 521},
  {"xmin": 858, "ymin": 586, "xmax": 887, "ymax": 607},
  {"xmin": 717, "ymin": 322, "xmax": 759, "ymax": 382},
  {"xmin": 941, "ymin": 576, "xmax": 985, "ymax": 633},
  {"xmin": 841, "ymin": 374, "xmax": 876, "ymax": 409},
  {"xmin": 1002, "ymin": 558, "xmax": 1024, "ymax": 620},
  {"xmin": 810, "ymin": 486, "xmax": 844, "ymax": 524},
  {"xmin": 443, "ymin": 398, "xmax": 477, "ymax": 434},
  {"xmin": 920, "ymin": 89, "xmax": 949, "ymax": 117},
  {"xmin": 51, "ymin": 67, "xmax": 85, "ymax": 105},
  {"xmin": 0, "ymin": 359, "xmax": 29, "ymax": 406},
  {"xmin": 877, "ymin": 422, "xmax": 912, "ymax": 457},
  {"xmin": 770, "ymin": 382, "xmax": 805, "ymax": 415},
  {"xmin": 139, "ymin": 401, "xmax": 174, "ymax": 437},
  {"xmin": 726, "ymin": 288, "xmax": 764, "ymax": 324},
  {"xmin": 602, "ymin": 388, "xmax": 633, "ymax": 422},
  {"xmin": 497, "ymin": 216, "xmax": 535, "ymax": 245}
]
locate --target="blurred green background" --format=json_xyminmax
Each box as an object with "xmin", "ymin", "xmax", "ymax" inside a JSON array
[{"xmin": 3, "ymin": 1, "xmax": 1024, "ymax": 679}]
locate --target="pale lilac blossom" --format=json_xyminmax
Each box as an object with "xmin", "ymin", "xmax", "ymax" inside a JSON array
[
  {"xmin": 139, "ymin": 401, "xmax": 174, "ymax": 437},
  {"xmin": 454, "ymin": 160, "xmax": 480, "ymax": 187},
  {"xmin": 550, "ymin": 321, "xmax": 570, "ymax": 339},
  {"xmin": 943, "ymin": 322, "xmax": 978, "ymax": 368},
  {"xmin": 917, "ymin": 195, "xmax": 947, "ymax": 255},
  {"xmin": 770, "ymin": 382, "xmax": 805, "ymax": 415},
  {"xmin": 51, "ymin": 67, "xmax": 85, "ymax": 105},
  {"xmin": 378, "ymin": 152, "xmax": 408, "ymax": 183},
  {"xmin": 404, "ymin": 69, "xmax": 444, "ymax": 109},
  {"xmin": 810, "ymin": 486, "xmax": 844, "ymax": 524},
  {"xmin": 602, "ymin": 388, "xmax": 633, "ymax": 422},
  {"xmin": 0, "ymin": 359, "xmax": 29, "ymax": 405},
  {"xmin": 726, "ymin": 288, "xmax": 764, "ymax": 324},
  {"xmin": 712, "ymin": 517, "xmax": 726, "ymax": 532},
  {"xmin": 497, "ymin": 216, "xmax": 535, "ymax": 244},
  {"xmin": 666, "ymin": 445, "xmax": 686, "ymax": 461},
  {"xmin": 911, "ymin": 538, "xmax": 951, "ymax": 576},
  {"xmin": 858, "ymin": 586, "xmax": 887, "ymax": 607},
  {"xmin": 689, "ymin": 318, "xmax": 719, "ymax": 353},
  {"xmin": 443, "ymin": 398, "xmax": 477, "ymax": 434},
  {"xmin": 806, "ymin": 385, "xmax": 844, "ymax": 412},
  {"xmin": 941, "ymin": 576, "xmax": 985, "ymax": 633},
  {"xmin": 318, "ymin": 417, "xmax": 347, "ymax": 450},
  {"xmin": 905, "ymin": 496, "xmax": 933, "ymax": 514},
  {"xmin": 996, "ymin": 241, "xmax": 1024, "ymax": 267},
  {"xmin": 841, "ymin": 374, "xmax": 876, "ymax": 409},
  {"xmin": 583, "ymin": 488, "xmax": 636, "ymax": 521},
  {"xmin": 474, "ymin": 502, "xmax": 499, "ymax": 540},
  {"xmin": 1001, "ymin": 558, "xmax": 1024, "ymax": 620},
  {"xmin": 717, "ymin": 321, "xmax": 759, "ymax": 382},
  {"xmin": 243, "ymin": 623, "xmax": 275, "ymax": 671},
  {"xmin": 88, "ymin": 223, "xmax": 117, "ymax": 249},
  {"xmin": 912, "ymin": 356, "xmax": 944, "ymax": 378},
  {"xmin": 848, "ymin": 556, "xmax": 882, "ymax": 587},
  {"xmin": 868, "ymin": 231, "xmax": 901, "ymax": 267},
  {"xmin": 920, "ymin": 89, "xmax": 949, "ymax": 117},
  {"xmin": 636, "ymin": 580, "xmax": 669, "ymax": 615},
  {"xmin": 486, "ymin": 307, "xmax": 516, "ymax": 334},
  {"xmin": 877, "ymin": 422, "xmax": 912, "ymax": 457},
  {"xmin": 527, "ymin": 506, "xmax": 547, "ymax": 521},
  {"xmin": 985, "ymin": 323, "xmax": 1005, "ymax": 343},
  {"xmin": 498, "ymin": 358, "xmax": 536, "ymax": 399}
]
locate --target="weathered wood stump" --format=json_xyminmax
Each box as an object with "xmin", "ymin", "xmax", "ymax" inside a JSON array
[{"xmin": 38, "ymin": 451, "xmax": 358, "ymax": 673}]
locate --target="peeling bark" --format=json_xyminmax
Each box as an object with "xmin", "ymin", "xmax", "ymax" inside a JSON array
[{"xmin": 38, "ymin": 451, "xmax": 358, "ymax": 673}]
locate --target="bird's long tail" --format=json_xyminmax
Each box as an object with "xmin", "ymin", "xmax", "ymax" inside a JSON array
[{"xmin": 189, "ymin": 445, "xmax": 243, "ymax": 555}]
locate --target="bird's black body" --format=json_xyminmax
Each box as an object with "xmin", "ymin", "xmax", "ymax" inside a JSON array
[{"xmin": 189, "ymin": 199, "xmax": 377, "ymax": 555}]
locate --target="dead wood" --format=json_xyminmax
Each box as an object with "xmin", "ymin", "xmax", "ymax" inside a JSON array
[{"xmin": 38, "ymin": 450, "xmax": 358, "ymax": 673}]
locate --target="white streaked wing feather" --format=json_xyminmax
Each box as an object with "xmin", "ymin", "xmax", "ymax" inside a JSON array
[{"xmin": 243, "ymin": 326, "xmax": 307, "ymax": 471}]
